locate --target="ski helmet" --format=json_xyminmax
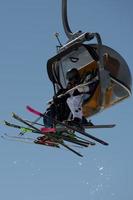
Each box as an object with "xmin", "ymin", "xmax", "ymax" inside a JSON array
[{"xmin": 66, "ymin": 68, "xmax": 80, "ymax": 82}]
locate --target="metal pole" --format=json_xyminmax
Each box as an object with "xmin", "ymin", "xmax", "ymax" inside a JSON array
[{"xmin": 62, "ymin": 0, "xmax": 73, "ymax": 39}]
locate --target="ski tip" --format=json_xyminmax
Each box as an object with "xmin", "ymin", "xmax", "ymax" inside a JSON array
[
  {"xmin": 90, "ymin": 142, "xmax": 96, "ymax": 146},
  {"xmin": 26, "ymin": 105, "xmax": 43, "ymax": 117},
  {"xmin": 26, "ymin": 105, "xmax": 30, "ymax": 110},
  {"xmin": 84, "ymin": 124, "xmax": 116, "ymax": 129},
  {"xmin": 112, "ymin": 124, "xmax": 116, "ymax": 127},
  {"xmin": 0, "ymin": 120, "xmax": 10, "ymax": 126},
  {"xmin": 107, "ymin": 124, "xmax": 116, "ymax": 128},
  {"xmin": 3, "ymin": 120, "xmax": 9, "ymax": 125},
  {"xmin": 1, "ymin": 133, "xmax": 7, "ymax": 139},
  {"xmin": 12, "ymin": 112, "xmax": 15, "ymax": 117},
  {"xmin": 0, "ymin": 120, "xmax": 5, "ymax": 125},
  {"xmin": 103, "ymin": 142, "xmax": 109, "ymax": 146},
  {"xmin": 12, "ymin": 112, "xmax": 18, "ymax": 119}
]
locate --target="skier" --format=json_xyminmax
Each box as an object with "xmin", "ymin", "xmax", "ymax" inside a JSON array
[
  {"xmin": 65, "ymin": 68, "xmax": 99, "ymax": 128},
  {"xmin": 43, "ymin": 67, "xmax": 98, "ymax": 129}
]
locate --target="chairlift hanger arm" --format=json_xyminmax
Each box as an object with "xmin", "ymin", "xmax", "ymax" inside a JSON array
[
  {"xmin": 62, "ymin": 0, "xmax": 73, "ymax": 39},
  {"xmin": 62, "ymin": 1, "xmax": 101, "ymax": 45},
  {"xmin": 62, "ymin": 0, "xmax": 94, "ymax": 41}
]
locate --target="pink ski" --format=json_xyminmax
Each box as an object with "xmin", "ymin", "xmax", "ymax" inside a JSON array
[
  {"xmin": 26, "ymin": 106, "xmax": 43, "ymax": 117},
  {"xmin": 26, "ymin": 105, "xmax": 56, "ymax": 133}
]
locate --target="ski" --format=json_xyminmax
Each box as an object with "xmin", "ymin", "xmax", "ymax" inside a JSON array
[
  {"xmin": 61, "ymin": 135, "xmax": 92, "ymax": 147},
  {"xmin": 26, "ymin": 106, "xmax": 44, "ymax": 117},
  {"xmin": 60, "ymin": 142, "xmax": 83, "ymax": 157},
  {"xmin": 2, "ymin": 133, "xmax": 60, "ymax": 148},
  {"xmin": 37, "ymin": 135, "xmax": 83, "ymax": 157},
  {"xmin": 2, "ymin": 120, "xmax": 40, "ymax": 133},
  {"xmin": 12, "ymin": 112, "xmax": 43, "ymax": 134},
  {"xmin": 1, "ymin": 133, "xmax": 35, "ymax": 144},
  {"xmin": 37, "ymin": 130, "xmax": 91, "ymax": 148},
  {"xmin": 26, "ymin": 106, "xmax": 43, "ymax": 117},
  {"xmin": 26, "ymin": 105, "xmax": 109, "ymax": 146},
  {"xmin": 60, "ymin": 131, "xmax": 95, "ymax": 146},
  {"xmin": 75, "ymin": 134, "xmax": 95, "ymax": 144},
  {"xmin": 3, "ymin": 119, "xmax": 70, "ymax": 133},
  {"xmin": 2, "ymin": 133, "xmax": 35, "ymax": 141},
  {"xmin": 11, "ymin": 113, "xmax": 64, "ymax": 135},
  {"xmin": 84, "ymin": 124, "xmax": 116, "ymax": 129},
  {"xmin": 25, "ymin": 120, "xmax": 44, "ymax": 126},
  {"xmin": 55, "ymin": 120, "xmax": 109, "ymax": 146}
]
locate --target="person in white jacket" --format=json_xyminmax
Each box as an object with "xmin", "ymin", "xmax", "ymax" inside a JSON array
[
  {"xmin": 65, "ymin": 68, "xmax": 98, "ymax": 128},
  {"xmin": 43, "ymin": 68, "xmax": 98, "ymax": 129}
]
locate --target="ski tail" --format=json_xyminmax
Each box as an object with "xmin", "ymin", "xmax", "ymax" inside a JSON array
[
  {"xmin": 60, "ymin": 142, "xmax": 83, "ymax": 157},
  {"xmin": 2, "ymin": 120, "xmax": 39, "ymax": 133},
  {"xmin": 26, "ymin": 106, "xmax": 43, "ymax": 117}
]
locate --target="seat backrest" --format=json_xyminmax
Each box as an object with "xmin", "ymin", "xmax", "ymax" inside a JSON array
[
  {"xmin": 78, "ymin": 53, "xmax": 120, "ymax": 117},
  {"xmin": 78, "ymin": 60, "xmax": 97, "ymax": 78}
]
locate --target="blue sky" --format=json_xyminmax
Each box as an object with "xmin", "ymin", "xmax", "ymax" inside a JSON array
[{"xmin": 0, "ymin": 0, "xmax": 133, "ymax": 200}]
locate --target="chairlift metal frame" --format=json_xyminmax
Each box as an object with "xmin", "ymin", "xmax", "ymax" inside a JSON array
[{"xmin": 47, "ymin": 0, "xmax": 131, "ymax": 117}]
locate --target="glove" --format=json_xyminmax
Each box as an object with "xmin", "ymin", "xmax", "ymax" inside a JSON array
[
  {"xmin": 53, "ymin": 94, "xmax": 70, "ymax": 105},
  {"xmin": 53, "ymin": 96, "xmax": 61, "ymax": 104}
]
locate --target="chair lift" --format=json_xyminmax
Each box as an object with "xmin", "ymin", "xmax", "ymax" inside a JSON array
[{"xmin": 47, "ymin": 0, "xmax": 132, "ymax": 118}]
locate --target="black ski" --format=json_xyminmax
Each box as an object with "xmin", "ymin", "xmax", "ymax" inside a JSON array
[
  {"xmin": 61, "ymin": 142, "xmax": 83, "ymax": 157},
  {"xmin": 61, "ymin": 135, "xmax": 93, "ymax": 147},
  {"xmin": 84, "ymin": 124, "xmax": 116, "ymax": 129},
  {"xmin": 2, "ymin": 120, "xmax": 40, "ymax": 133},
  {"xmin": 12, "ymin": 112, "xmax": 42, "ymax": 133},
  {"xmin": 55, "ymin": 120, "xmax": 109, "ymax": 146}
]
